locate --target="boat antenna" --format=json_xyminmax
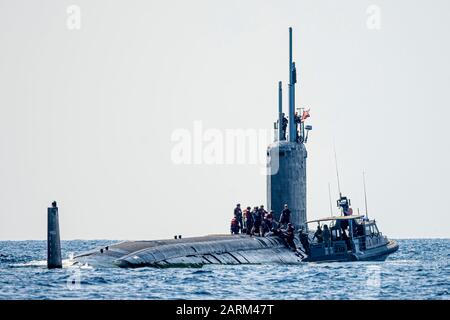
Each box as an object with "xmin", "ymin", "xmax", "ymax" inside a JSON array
[
  {"xmin": 328, "ymin": 182, "xmax": 333, "ymax": 216},
  {"xmin": 363, "ymin": 171, "xmax": 369, "ymax": 219},
  {"xmin": 334, "ymin": 144, "xmax": 342, "ymax": 197}
]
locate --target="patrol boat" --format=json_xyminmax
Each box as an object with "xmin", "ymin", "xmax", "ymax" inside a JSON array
[{"xmin": 301, "ymin": 195, "xmax": 399, "ymax": 262}]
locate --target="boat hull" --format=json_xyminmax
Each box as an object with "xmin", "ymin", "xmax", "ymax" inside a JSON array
[{"xmin": 302, "ymin": 240, "xmax": 399, "ymax": 263}]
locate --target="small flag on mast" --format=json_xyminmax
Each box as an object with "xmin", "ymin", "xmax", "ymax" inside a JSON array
[{"xmin": 301, "ymin": 108, "xmax": 310, "ymax": 122}]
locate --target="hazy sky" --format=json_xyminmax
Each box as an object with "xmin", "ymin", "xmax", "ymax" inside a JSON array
[{"xmin": 1, "ymin": 0, "xmax": 449, "ymax": 240}]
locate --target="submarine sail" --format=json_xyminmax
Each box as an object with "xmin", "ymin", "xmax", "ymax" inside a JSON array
[{"xmin": 267, "ymin": 27, "xmax": 307, "ymax": 230}]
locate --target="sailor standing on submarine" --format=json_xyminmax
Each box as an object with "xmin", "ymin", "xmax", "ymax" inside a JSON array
[
  {"xmin": 233, "ymin": 203, "xmax": 243, "ymax": 233},
  {"xmin": 279, "ymin": 204, "xmax": 291, "ymax": 228}
]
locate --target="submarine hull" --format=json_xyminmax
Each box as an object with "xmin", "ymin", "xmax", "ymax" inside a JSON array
[{"xmin": 72, "ymin": 234, "xmax": 304, "ymax": 268}]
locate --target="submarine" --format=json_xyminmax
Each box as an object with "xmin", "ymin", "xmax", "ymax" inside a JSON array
[{"xmin": 68, "ymin": 28, "xmax": 398, "ymax": 268}]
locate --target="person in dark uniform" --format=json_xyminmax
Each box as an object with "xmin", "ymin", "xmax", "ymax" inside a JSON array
[
  {"xmin": 245, "ymin": 206, "xmax": 253, "ymax": 235},
  {"xmin": 281, "ymin": 113, "xmax": 288, "ymax": 140},
  {"xmin": 323, "ymin": 224, "xmax": 331, "ymax": 248},
  {"xmin": 279, "ymin": 204, "xmax": 291, "ymax": 228},
  {"xmin": 234, "ymin": 204, "xmax": 243, "ymax": 233},
  {"xmin": 341, "ymin": 229, "xmax": 351, "ymax": 250},
  {"xmin": 283, "ymin": 223, "xmax": 296, "ymax": 251},
  {"xmin": 294, "ymin": 111, "xmax": 302, "ymax": 142},
  {"xmin": 263, "ymin": 210, "xmax": 274, "ymax": 233},
  {"xmin": 313, "ymin": 225, "xmax": 323, "ymax": 243},
  {"xmin": 355, "ymin": 221, "xmax": 364, "ymax": 237},
  {"xmin": 299, "ymin": 227, "xmax": 310, "ymax": 255},
  {"xmin": 252, "ymin": 206, "xmax": 262, "ymax": 236},
  {"xmin": 258, "ymin": 205, "xmax": 267, "ymax": 218},
  {"xmin": 261, "ymin": 218, "xmax": 269, "ymax": 237},
  {"xmin": 261, "ymin": 208, "xmax": 274, "ymax": 237}
]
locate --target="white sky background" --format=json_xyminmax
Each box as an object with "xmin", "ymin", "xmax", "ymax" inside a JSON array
[{"xmin": 0, "ymin": 0, "xmax": 449, "ymax": 240}]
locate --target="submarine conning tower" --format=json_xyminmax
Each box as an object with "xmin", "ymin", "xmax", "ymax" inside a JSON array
[{"xmin": 267, "ymin": 27, "xmax": 309, "ymax": 230}]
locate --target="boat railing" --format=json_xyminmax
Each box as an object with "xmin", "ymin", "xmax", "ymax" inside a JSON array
[{"xmin": 308, "ymin": 239, "xmax": 349, "ymax": 256}]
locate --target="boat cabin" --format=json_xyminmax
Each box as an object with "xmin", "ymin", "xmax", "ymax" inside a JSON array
[{"xmin": 304, "ymin": 215, "xmax": 389, "ymax": 262}]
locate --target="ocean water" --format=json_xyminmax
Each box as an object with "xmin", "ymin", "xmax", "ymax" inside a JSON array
[{"xmin": 0, "ymin": 239, "xmax": 448, "ymax": 300}]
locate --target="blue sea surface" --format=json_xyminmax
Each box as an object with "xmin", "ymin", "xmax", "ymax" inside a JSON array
[{"xmin": 0, "ymin": 239, "xmax": 448, "ymax": 300}]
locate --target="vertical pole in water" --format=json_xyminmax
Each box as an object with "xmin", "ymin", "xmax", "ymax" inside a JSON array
[
  {"xmin": 47, "ymin": 201, "xmax": 62, "ymax": 269},
  {"xmin": 278, "ymin": 81, "xmax": 283, "ymax": 141}
]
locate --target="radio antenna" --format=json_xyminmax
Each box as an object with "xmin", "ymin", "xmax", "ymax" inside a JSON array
[
  {"xmin": 328, "ymin": 183, "xmax": 333, "ymax": 216},
  {"xmin": 363, "ymin": 171, "xmax": 369, "ymax": 219},
  {"xmin": 334, "ymin": 145, "xmax": 342, "ymax": 197}
]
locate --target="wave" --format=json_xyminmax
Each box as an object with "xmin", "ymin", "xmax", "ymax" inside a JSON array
[
  {"xmin": 8, "ymin": 258, "xmax": 87, "ymax": 269},
  {"xmin": 9, "ymin": 259, "xmax": 47, "ymax": 268}
]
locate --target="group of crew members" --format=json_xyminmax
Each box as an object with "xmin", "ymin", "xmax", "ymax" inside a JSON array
[
  {"xmin": 312, "ymin": 218, "xmax": 365, "ymax": 251},
  {"xmin": 230, "ymin": 203, "xmax": 298, "ymax": 252},
  {"xmin": 230, "ymin": 199, "xmax": 365, "ymax": 255},
  {"xmin": 280, "ymin": 110, "xmax": 310, "ymax": 142},
  {"xmin": 230, "ymin": 203, "xmax": 292, "ymax": 236}
]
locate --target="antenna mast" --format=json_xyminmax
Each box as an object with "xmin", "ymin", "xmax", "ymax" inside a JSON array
[
  {"xmin": 363, "ymin": 171, "xmax": 369, "ymax": 219},
  {"xmin": 278, "ymin": 81, "xmax": 283, "ymax": 141},
  {"xmin": 328, "ymin": 183, "xmax": 333, "ymax": 216},
  {"xmin": 288, "ymin": 27, "xmax": 297, "ymax": 143},
  {"xmin": 334, "ymin": 146, "xmax": 342, "ymax": 197}
]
